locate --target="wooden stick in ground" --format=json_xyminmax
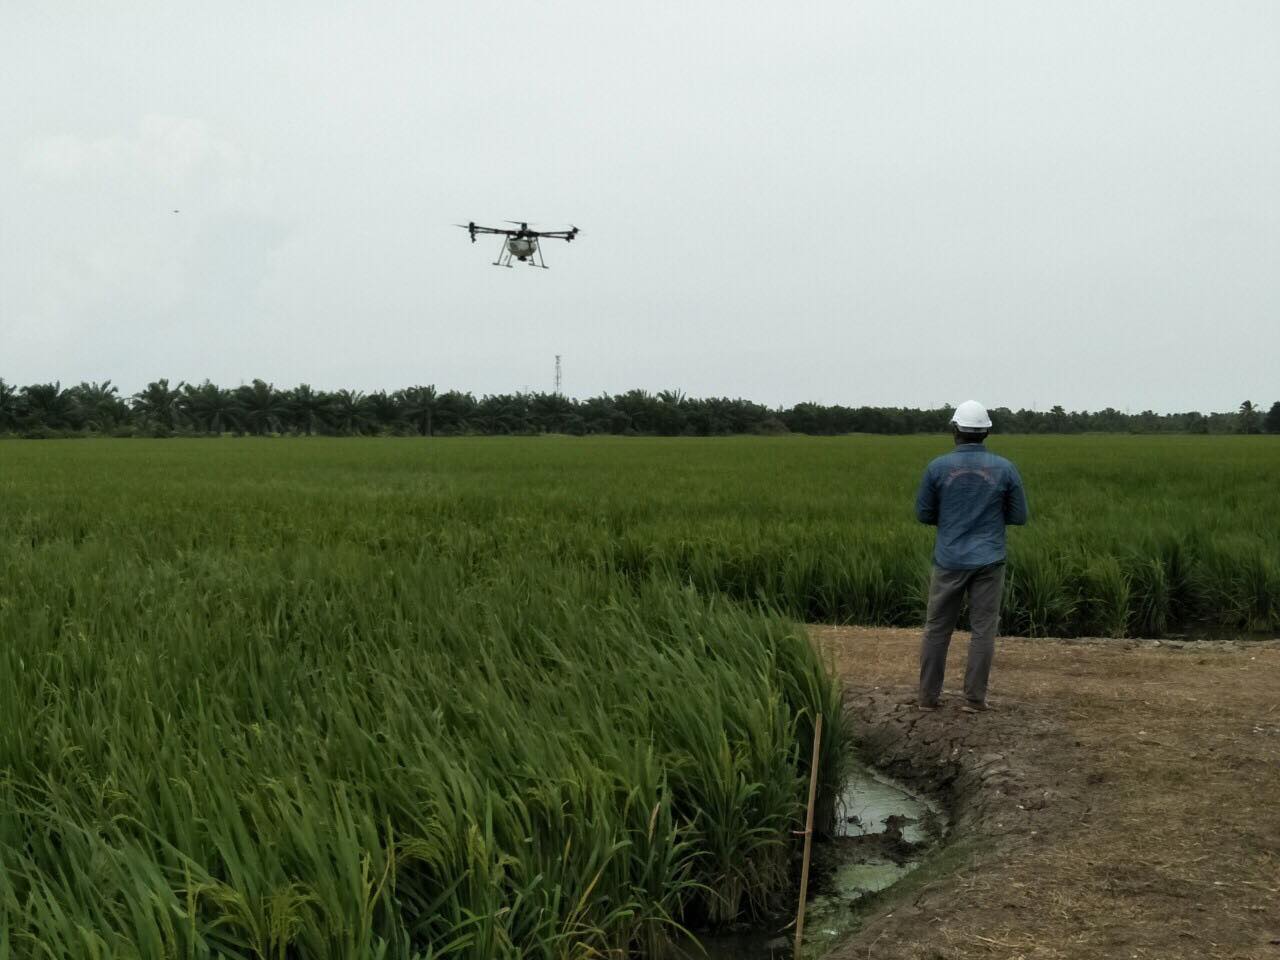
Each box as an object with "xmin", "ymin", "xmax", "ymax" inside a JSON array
[{"xmin": 794, "ymin": 712, "xmax": 823, "ymax": 960}]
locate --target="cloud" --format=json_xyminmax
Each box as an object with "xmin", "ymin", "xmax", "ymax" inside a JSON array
[{"xmin": 23, "ymin": 115, "xmax": 247, "ymax": 186}]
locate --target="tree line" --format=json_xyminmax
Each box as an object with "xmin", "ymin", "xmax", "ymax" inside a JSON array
[{"xmin": 1, "ymin": 379, "xmax": 1277, "ymax": 438}]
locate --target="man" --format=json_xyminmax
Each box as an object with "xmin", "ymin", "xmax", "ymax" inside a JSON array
[{"xmin": 914, "ymin": 401, "xmax": 1028, "ymax": 712}]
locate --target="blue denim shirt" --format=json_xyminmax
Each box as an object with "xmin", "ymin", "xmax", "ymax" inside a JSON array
[{"xmin": 915, "ymin": 442, "xmax": 1028, "ymax": 570}]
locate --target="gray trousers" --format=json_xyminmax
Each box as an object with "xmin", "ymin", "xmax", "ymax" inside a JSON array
[{"xmin": 918, "ymin": 562, "xmax": 1006, "ymax": 705}]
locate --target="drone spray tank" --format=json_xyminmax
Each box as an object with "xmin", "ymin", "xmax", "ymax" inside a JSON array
[{"xmin": 507, "ymin": 237, "xmax": 537, "ymax": 261}]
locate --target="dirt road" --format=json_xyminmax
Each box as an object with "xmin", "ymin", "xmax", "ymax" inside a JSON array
[{"xmin": 811, "ymin": 626, "xmax": 1280, "ymax": 960}]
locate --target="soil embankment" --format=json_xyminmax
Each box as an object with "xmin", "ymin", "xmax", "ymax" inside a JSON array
[{"xmin": 811, "ymin": 626, "xmax": 1280, "ymax": 960}]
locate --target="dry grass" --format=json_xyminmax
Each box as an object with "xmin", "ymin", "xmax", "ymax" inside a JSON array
[{"xmin": 813, "ymin": 626, "xmax": 1280, "ymax": 960}]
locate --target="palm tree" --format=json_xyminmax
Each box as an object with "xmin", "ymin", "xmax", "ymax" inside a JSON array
[
  {"xmin": 132, "ymin": 379, "xmax": 185, "ymax": 433},
  {"xmin": 477, "ymin": 394, "xmax": 531, "ymax": 434},
  {"xmin": 331, "ymin": 389, "xmax": 375, "ymax": 436},
  {"xmin": 614, "ymin": 389, "xmax": 658, "ymax": 433},
  {"xmin": 70, "ymin": 381, "xmax": 127, "ymax": 432},
  {"xmin": 290, "ymin": 384, "xmax": 334, "ymax": 436},
  {"xmin": 435, "ymin": 390, "xmax": 475, "ymax": 434},
  {"xmin": 579, "ymin": 395, "xmax": 626, "ymax": 434},
  {"xmin": 1238, "ymin": 400, "xmax": 1262, "ymax": 435},
  {"xmin": 235, "ymin": 380, "xmax": 291, "ymax": 436},
  {"xmin": 1049, "ymin": 405, "xmax": 1068, "ymax": 432},
  {"xmin": 179, "ymin": 381, "xmax": 242, "ymax": 434},
  {"xmin": 530, "ymin": 391, "xmax": 574, "ymax": 433},
  {"xmin": 399, "ymin": 384, "xmax": 440, "ymax": 436},
  {"xmin": 22, "ymin": 382, "xmax": 80, "ymax": 431},
  {"xmin": 697, "ymin": 396, "xmax": 736, "ymax": 436},
  {"xmin": 366, "ymin": 390, "xmax": 404, "ymax": 434},
  {"xmin": 0, "ymin": 379, "xmax": 20, "ymax": 432},
  {"xmin": 655, "ymin": 389, "xmax": 689, "ymax": 435}
]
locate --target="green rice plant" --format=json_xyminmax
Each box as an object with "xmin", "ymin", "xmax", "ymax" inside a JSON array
[
  {"xmin": 1003, "ymin": 549, "xmax": 1079, "ymax": 638},
  {"xmin": 1077, "ymin": 555, "xmax": 1131, "ymax": 638},
  {"xmin": 1126, "ymin": 551, "xmax": 1177, "ymax": 638},
  {"xmin": 1139, "ymin": 531, "xmax": 1207, "ymax": 630},
  {"xmin": 1201, "ymin": 542, "xmax": 1280, "ymax": 632},
  {"xmin": 1240, "ymin": 550, "xmax": 1280, "ymax": 632}
]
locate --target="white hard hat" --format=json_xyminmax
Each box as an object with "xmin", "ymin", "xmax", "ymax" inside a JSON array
[{"xmin": 951, "ymin": 400, "xmax": 992, "ymax": 432}]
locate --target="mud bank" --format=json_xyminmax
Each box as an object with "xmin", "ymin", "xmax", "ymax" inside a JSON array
[
  {"xmin": 846, "ymin": 689, "xmax": 1090, "ymax": 845},
  {"xmin": 834, "ymin": 688, "xmax": 1093, "ymax": 958},
  {"xmin": 815, "ymin": 626, "xmax": 1280, "ymax": 960}
]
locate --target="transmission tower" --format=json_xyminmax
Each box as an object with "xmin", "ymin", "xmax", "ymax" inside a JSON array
[{"xmin": 554, "ymin": 355, "xmax": 562, "ymax": 396}]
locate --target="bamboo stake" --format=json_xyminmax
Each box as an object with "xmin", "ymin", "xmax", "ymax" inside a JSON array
[{"xmin": 793, "ymin": 712, "xmax": 823, "ymax": 960}]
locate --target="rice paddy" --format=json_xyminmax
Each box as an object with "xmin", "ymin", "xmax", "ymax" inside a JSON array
[{"xmin": 0, "ymin": 434, "xmax": 1276, "ymax": 958}]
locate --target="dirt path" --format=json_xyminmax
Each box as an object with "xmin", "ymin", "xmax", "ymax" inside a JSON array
[{"xmin": 810, "ymin": 626, "xmax": 1280, "ymax": 960}]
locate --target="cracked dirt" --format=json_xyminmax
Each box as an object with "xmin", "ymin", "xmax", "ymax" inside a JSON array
[{"xmin": 810, "ymin": 626, "xmax": 1280, "ymax": 960}]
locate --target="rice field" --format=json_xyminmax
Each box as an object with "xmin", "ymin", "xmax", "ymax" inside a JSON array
[{"xmin": 0, "ymin": 435, "xmax": 1276, "ymax": 958}]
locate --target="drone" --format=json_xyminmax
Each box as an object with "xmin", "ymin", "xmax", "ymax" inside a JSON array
[{"xmin": 457, "ymin": 221, "xmax": 579, "ymax": 269}]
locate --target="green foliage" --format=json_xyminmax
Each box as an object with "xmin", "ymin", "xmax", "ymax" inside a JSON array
[
  {"xmin": 0, "ymin": 434, "xmax": 1275, "ymax": 955},
  {"xmin": 1238, "ymin": 400, "xmax": 1262, "ymax": 435},
  {"xmin": 0, "ymin": 377, "xmax": 1274, "ymax": 436},
  {"xmin": 1003, "ymin": 551, "xmax": 1078, "ymax": 637},
  {"xmin": 1077, "ymin": 555, "xmax": 1131, "ymax": 638},
  {"xmin": 1265, "ymin": 401, "xmax": 1280, "ymax": 435},
  {"xmin": 0, "ymin": 440, "xmax": 847, "ymax": 957}
]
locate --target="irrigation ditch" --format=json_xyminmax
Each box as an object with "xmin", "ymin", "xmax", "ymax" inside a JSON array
[
  {"xmin": 689, "ymin": 692, "xmax": 1052, "ymax": 960},
  {"xmin": 688, "ymin": 623, "xmax": 1103, "ymax": 960},
  {"xmin": 716, "ymin": 686, "xmax": 1090, "ymax": 960},
  {"xmin": 691, "ymin": 762, "xmax": 950, "ymax": 960},
  {"xmin": 830, "ymin": 687, "xmax": 1089, "ymax": 956}
]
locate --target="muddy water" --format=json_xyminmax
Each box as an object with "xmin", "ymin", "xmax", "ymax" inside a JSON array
[{"xmin": 694, "ymin": 765, "xmax": 947, "ymax": 960}]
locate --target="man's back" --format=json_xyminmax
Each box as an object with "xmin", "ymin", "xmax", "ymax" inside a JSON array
[{"xmin": 915, "ymin": 443, "xmax": 1027, "ymax": 570}]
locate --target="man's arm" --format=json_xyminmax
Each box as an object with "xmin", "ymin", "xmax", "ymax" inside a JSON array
[
  {"xmin": 1004, "ymin": 465, "xmax": 1028, "ymax": 526},
  {"xmin": 915, "ymin": 466, "xmax": 939, "ymax": 525}
]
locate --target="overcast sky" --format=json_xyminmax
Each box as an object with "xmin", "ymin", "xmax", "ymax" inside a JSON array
[{"xmin": 2, "ymin": 2, "xmax": 1277, "ymax": 412}]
